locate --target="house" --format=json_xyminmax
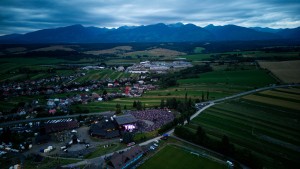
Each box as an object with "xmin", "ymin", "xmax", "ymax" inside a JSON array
[
  {"xmin": 17, "ymin": 109, "xmax": 27, "ymax": 116},
  {"xmin": 128, "ymin": 70, "xmax": 148, "ymax": 74},
  {"xmin": 137, "ymin": 80, "xmax": 144, "ymax": 85},
  {"xmin": 47, "ymin": 99, "xmax": 56, "ymax": 109},
  {"xmin": 117, "ymin": 66, "xmax": 125, "ymax": 72},
  {"xmin": 89, "ymin": 118, "xmax": 119, "ymax": 139},
  {"xmin": 107, "ymin": 145, "xmax": 144, "ymax": 169},
  {"xmin": 48, "ymin": 109, "xmax": 56, "ymax": 115},
  {"xmin": 92, "ymin": 92, "xmax": 100, "ymax": 100},
  {"xmin": 114, "ymin": 81, "xmax": 120, "ymax": 87}
]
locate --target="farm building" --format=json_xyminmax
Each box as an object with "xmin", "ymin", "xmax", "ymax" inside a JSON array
[
  {"xmin": 44, "ymin": 118, "xmax": 79, "ymax": 133},
  {"xmin": 89, "ymin": 118, "xmax": 120, "ymax": 139},
  {"xmin": 107, "ymin": 145, "xmax": 144, "ymax": 169},
  {"xmin": 114, "ymin": 114, "xmax": 138, "ymax": 132}
]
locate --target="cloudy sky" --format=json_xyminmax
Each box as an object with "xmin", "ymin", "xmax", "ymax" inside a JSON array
[{"xmin": 0, "ymin": 0, "xmax": 300, "ymax": 35}]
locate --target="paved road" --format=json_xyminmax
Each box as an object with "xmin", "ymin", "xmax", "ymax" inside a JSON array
[
  {"xmin": 61, "ymin": 101, "xmax": 216, "ymax": 168},
  {"xmin": 2, "ymin": 84, "xmax": 298, "ymax": 128},
  {"xmin": 62, "ymin": 83, "xmax": 300, "ymax": 168},
  {"xmin": 196, "ymin": 84, "xmax": 299, "ymax": 107},
  {"xmin": 0, "ymin": 111, "xmax": 114, "ymax": 127}
]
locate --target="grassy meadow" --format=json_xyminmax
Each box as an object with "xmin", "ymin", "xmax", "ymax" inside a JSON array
[
  {"xmin": 178, "ymin": 69, "xmax": 277, "ymax": 87},
  {"xmin": 72, "ymin": 67, "xmax": 277, "ymax": 113},
  {"xmin": 139, "ymin": 145, "xmax": 227, "ymax": 169},
  {"xmin": 185, "ymin": 87, "xmax": 300, "ymax": 169},
  {"xmin": 74, "ymin": 69, "xmax": 138, "ymax": 83},
  {"xmin": 259, "ymin": 60, "xmax": 300, "ymax": 83},
  {"xmin": 0, "ymin": 53, "xmax": 279, "ymax": 113}
]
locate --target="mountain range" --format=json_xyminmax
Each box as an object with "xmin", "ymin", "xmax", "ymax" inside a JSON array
[{"xmin": 0, "ymin": 23, "xmax": 299, "ymax": 43}]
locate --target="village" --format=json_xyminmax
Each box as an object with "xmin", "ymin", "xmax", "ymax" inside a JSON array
[
  {"xmin": 0, "ymin": 60, "xmax": 193, "ymax": 123},
  {"xmin": 0, "ymin": 60, "xmax": 193, "ymax": 168}
]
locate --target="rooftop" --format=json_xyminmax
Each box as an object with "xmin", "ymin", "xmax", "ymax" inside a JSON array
[
  {"xmin": 114, "ymin": 114, "xmax": 137, "ymax": 125},
  {"xmin": 109, "ymin": 145, "xmax": 143, "ymax": 169}
]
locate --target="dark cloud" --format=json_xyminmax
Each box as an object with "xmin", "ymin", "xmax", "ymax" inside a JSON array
[{"xmin": 0, "ymin": 0, "xmax": 299, "ymax": 35}]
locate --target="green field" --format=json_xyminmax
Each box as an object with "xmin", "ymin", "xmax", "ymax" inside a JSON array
[
  {"xmin": 72, "ymin": 68, "xmax": 277, "ymax": 112},
  {"xmin": 74, "ymin": 69, "xmax": 137, "ymax": 83},
  {"xmin": 181, "ymin": 53, "xmax": 212, "ymax": 61},
  {"xmin": 0, "ymin": 57, "xmax": 74, "ymax": 82},
  {"xmin": 178, "ymin": 69, "xmax": 277, "ymax": 87},
  {"xmin": 181, "ymin": 50, "xmax": 299, "ymax": 63},
  {"xmin": 71, "ymin": 97, "xmax": 162, "ymax": 112},
  {"xmin": 139, "ymin": 145, "xmax": 226, "ymax": 169},
  {"xmin": 0, "ymin": 56, "xmax": 277, "ymax": 114},
  {"xmin": 193, "ymin": 47, "xmax": 205, "ymax": 53},
  {"xmin": 186, "ymin": 87, "xmax": 300, "ymax": 169},
  {"xmin": 139, "ymin": 68, "xmax": 275, "ymax": 102},
  {"xmin": 84, "ymin": 143, "xmax": 126, "ymax": 159},
  {"xmin": 0, "ymin": 57, "xmax": 139, "ymax": 82},
  {"xmin": 23, "ymin": 157, "xmax": 81, "ymax": 169}
]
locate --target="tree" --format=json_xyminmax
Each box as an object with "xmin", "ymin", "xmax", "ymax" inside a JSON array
[
  {"xmin": 103, "ymin": 89, "xmax": 108, "ymax": 95},
  {"xmin": 17, "ymin": 102, "xmax": 26, "ymax": 107},
  {"xmin": 177, "ymin": 102, "xmax": 186, "ymax": 113},
  {"xmin": 166, "ymin": 98, "xmax": 178, "ymax": 109},
  {"xmin": 99, "ymin": 62, "xmax": 107, "ymax": 67},
  {"xmin": 188, "ymin": 97, "xmax": 192, "ymax": 108},
  {"xmin": 83, "ymin": 109, "xmax": 89, "ymax": 114},
  {"xmin": 160, "ymin": 76, "xmax": 177, "ymax": 88},
  {"xmin": 206, "ymin": 91, "xmax": 209, "ymax": 100},
  {"xmin": 160, "ymin": 99, "xmax": 165, "ymax": 109},
  {"xmin": 178, "ymin": 116, "xmax": 185, "ymax": 125},
  {"xmin": 195, "ymin": 126, "xmax": 207, "ymax": 145},
  {"xmin": 115, "ymin": 104, "xmax": 122, "ymax": 114},
  {"xmin": 166, "ymin": 98, "xmax": 171, "ymax": 108},
  {"xmin": 174, "ymin": 126, "xmax": 195, "ymax": 141},
  {"xmin": 136, "ymin": 101, "xmax": 142, "ymax": 110},
  {"xmin": 133, "ymin": 100, "xmax": 137, "ymax": 108},
  {"xmin": 77, "ymin": 114, "xmax": 84, "ymax": 121},
  {"xmin": 39, "ymin": 126, "xmax": 46, "ymax": 135},
  {"xmin": 122, "ymin": 132, "xmax": 133, "ymax": 144},
  {"xmin": 172, "ymin": 98, "xmax": 178, "ymax": 109},
  {"xmin": 221, "ymin": 135, "xmax": 234, "ymax": 156},
  {"xmin": 1, "ymin": 127, "xmax": 12, "ymax": 144},
  {"xmin": 124, "ymin": 105, "xmax": 127, "ymax": 110},
  {"xmin": 201, "ymin": 92, "xmax": 204, "ymax": 102},
  {"xmin": 186, "ymin": 114, "xmax": 191, "ymax": 124}
]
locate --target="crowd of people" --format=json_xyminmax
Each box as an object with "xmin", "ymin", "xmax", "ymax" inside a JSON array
[{"xmin": 130, "ymin": 109, "xmax": 175, "ymax": 132}]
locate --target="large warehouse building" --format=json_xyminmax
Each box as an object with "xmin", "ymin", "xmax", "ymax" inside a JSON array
[
  {"xmin": 44, "ymin": 118, "xmax": 79, "ymax": 133},
  {"xmin": 114, "ymin": 114, "xmax": 138, "ymax": 132}
]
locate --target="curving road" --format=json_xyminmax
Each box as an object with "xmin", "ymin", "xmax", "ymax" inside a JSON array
[
  {"xmin": 0, "ymin": 111, "xmax": 114, "ymax": 127},
  {"xmin": 2, "ymin": 84, "xmax": 298, "ymax": 128},
  {"xmin": 5, "ymin": 84, "xmax": 300, "ymax": 168},
  {"xmin": 196, "ymin": 83, "xmax": 299, "ymax": 107}
]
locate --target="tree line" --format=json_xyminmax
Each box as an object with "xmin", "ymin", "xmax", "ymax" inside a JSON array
[
  {"xmin": 174, "ymin": 125, "xmax": 263, "ymax": 169},
  {"xmin": 158, "ymin": 64, "xmax": 212, "ymax": 88}
]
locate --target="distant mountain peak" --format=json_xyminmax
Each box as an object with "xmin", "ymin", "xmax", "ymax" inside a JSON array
[
  {"xmin": 152, "ymin": 23, "xmax": 167, "ymax": 27},
  {"xmin": 0, "ymin": 23, "xmax": 299, "ymax": 43},
  {"xmin": 168, "ymin": 22, "xmax": 184, "ymax": 28},
  {"xmin": 205, "ymin": 24, "xmax": 215, "ymax": 28},
  {"xmin": 118, "ymin": 25, "xmax": 137, "ymax": 30},
  {"xmin": 68, "ymin": 24, "xmax": 84, "ymax": 28}
]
